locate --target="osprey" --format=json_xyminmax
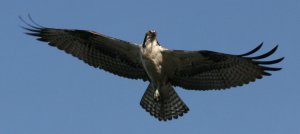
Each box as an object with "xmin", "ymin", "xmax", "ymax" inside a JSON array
[{"xmin": 22, "ymin": 18, "xmax": 284, "ymax": 121}]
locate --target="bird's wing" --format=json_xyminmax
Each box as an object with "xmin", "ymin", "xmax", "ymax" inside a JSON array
[
  {"xmin": 22, "ymin": 21, "xmax": 148, "ymax": 81},
  {"xmin": 163, "ymin": 43, "xmax": 284, "ymax": 90}
]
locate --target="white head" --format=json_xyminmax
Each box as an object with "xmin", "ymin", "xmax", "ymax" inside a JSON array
[{"xmin": 142, "ymin": 30, "xmax": 160, "ymax": 48}]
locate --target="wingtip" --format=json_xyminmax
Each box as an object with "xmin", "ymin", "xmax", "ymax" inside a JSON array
[
  {"xmin": 249, "ymin": 45, "xmax": 279, "ymax": 60},
  {"xmin": 258, "ymin": 42, "xmax": 264, "ymax": 48},
  {"xmin": 261, "ymin": 66, "xmax": 282, "ymax": 71},
  {"xmin": 25, "ymin": 32, "xmax": 40, "ymax": 36},
  {"xmin": 21, "ymin": 26, "xmax": 41, "ymax": 32},
  {"xmin": 19, "ymin": 14, "xmax": 45, "ymax": 30},
  {"xmin": 238, "ymin": 42, "xmax": 263, "ymax": 57},
  {"xmin": 273, "ymin": 45, "xmax": 279, "ymax": 51},
  {"xmin": 262, "ymin": 72, "xmax": 272, "ymax": 76},
  {"xmin": 277, "ymin": 57, "xmax": 285, "ymax": 63},
  {"xmin": 254, "ymin": 57, "xmax": 285, "ymax": 65}
]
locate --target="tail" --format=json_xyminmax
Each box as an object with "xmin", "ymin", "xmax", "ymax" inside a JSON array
[{"xmin": 140, "ymin": 84, "xmax": 189, "ymax": 121}]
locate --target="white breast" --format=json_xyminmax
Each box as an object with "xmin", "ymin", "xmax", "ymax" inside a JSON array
[{"xmin": 140, "ymin": 40, "xmax": 167, "ymax": 83}]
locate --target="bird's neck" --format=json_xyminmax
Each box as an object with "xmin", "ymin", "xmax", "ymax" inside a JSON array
[{"xmin": 143, "ymin": 39, "xmax": 162, "ymax": 53}]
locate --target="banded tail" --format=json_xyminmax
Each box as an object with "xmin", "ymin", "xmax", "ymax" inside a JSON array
[{"xmin": 140, "ymin": 84, "xmax": 189, "ymax": 121}]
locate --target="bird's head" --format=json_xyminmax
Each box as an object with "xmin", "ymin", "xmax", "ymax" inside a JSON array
[{"xmin": 143, "ymin": 30, "xmax": 159, "ymax": 48}]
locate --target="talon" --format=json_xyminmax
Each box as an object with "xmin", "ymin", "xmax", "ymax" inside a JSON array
[{"xmin": 154, "ymin": 89, "xmax": 160, "ymax": 102}]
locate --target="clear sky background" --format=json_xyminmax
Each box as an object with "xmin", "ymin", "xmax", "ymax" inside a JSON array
[{"xmin": 0, "ymin": 0, "xmax": 299, "ymax": 134}]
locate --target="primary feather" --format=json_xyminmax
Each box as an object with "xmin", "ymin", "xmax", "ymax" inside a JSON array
[{"xmin": 22, "ymin": 17, "xmax": 283, "ymax": 121}]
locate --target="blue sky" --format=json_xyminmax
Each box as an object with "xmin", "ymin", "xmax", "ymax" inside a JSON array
[{"xmin": 0, "ymin": 0, "xmax": 299, "ymax": 134}]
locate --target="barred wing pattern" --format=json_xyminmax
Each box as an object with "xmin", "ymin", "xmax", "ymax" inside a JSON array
[
  {"xmin": 167, "ymin": 43, "xmax": 284, "ymax": 90},
  {"xmin": 23, "ymin": 22, "xmax": 148, "ymax": 81}
]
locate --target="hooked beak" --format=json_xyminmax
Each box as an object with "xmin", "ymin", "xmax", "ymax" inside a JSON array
[{"xmin": 143, "ymin": 30, "xmax": 157, "ymax": 48}]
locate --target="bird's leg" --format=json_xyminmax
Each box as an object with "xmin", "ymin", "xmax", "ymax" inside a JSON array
[
  {"xmin": 151, "ymin": 82, "xmax": 161, "ymax": 102},
  {"xmin": 154, "ymin": 89, "xmax": 160, "ymax": 102}
]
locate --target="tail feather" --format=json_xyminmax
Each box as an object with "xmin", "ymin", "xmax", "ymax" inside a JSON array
[{"xmin": 140, "ymin": 84, "xmax": 189, "ymax": 121}]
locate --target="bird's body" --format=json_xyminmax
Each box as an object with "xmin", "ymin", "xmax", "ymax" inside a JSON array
[
  {"xmin": 21, "ymin": 17, "xmax": 283, "ymax": 121},
  {"xmin": 141, "ymin": 38, "xmax": 165, "ymax": 86},
  {"xmin": 138, "ymin": 31, "xmax": 189, "ymax": 117},
  {"xmin": 140, "ymin": 31, "xmax": 168, "ymax": 100}
]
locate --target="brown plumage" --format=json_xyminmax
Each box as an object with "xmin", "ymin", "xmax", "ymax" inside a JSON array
[{"xmin": 21, "ymin": 17, "xmax": 283, "ymax": 121}]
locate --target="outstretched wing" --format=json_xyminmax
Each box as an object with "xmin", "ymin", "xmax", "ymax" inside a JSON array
[
  {"xmin": 164, "ymin": 43, "xmax": 284, "ymax": 90},
  {"xmin": 22, "ymin": 19, "xmax": 148, "ymax": 81}
]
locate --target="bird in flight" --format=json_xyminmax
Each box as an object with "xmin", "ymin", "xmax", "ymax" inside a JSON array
[{"xmin": 21, "ymin": 17, "xmax": 284, "ymax": 121}]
